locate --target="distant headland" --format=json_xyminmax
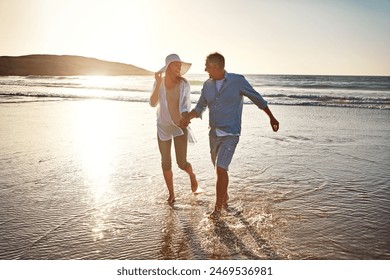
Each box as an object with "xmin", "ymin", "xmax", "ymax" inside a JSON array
[{"xmin": 0, "ymin": 54, "xmax": 153, "ymax": 76}]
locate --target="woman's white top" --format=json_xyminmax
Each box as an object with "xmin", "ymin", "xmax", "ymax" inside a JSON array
[{"xmin": 151, "ymin": 78, "xmax": 196, "ymax": 143}]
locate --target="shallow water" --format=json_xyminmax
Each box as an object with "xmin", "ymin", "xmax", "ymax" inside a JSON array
[{"xmin": 0, "ymin": 100, "xmax": 389, "ymax": 259}]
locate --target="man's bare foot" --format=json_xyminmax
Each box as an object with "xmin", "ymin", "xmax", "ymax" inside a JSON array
[
  {"xmin": 167, "ymin": 194, "xmax": 175, "ymax": 205},
  {"xmin": 190, "ymin": 174, "xmax": 198, "ymax": 193},
  {"xmin": 208, "ymin": 206, "xmax": 222, "ymax": 220}
]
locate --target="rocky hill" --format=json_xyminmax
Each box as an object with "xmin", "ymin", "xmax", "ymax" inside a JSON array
[{"xmin": 0, "ymin": 54, "xmax": 153, "ymax": 76}]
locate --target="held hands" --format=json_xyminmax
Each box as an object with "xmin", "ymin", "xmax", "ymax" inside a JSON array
[
  {"xmin": 178, "ymin": 117, "xmax": 190, "ymax": 129},
  {"xmin": 179, "ymin": 112, "xmax": 191, "ymax": 128}
]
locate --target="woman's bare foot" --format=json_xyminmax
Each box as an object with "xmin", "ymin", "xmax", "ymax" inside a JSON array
[{"xmin": 190, "ymin": 174, "xmax": 198, "ymax": 193}]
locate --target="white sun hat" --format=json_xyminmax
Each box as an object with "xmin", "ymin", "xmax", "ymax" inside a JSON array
[{"xmin": 158, "ymin": 54, "xmax": 191, "ymax": 76}]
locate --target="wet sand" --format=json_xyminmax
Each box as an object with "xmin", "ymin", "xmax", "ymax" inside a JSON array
[{"xmin": 1, "ymin": 100, "xmax": 389, "ymax": 259}]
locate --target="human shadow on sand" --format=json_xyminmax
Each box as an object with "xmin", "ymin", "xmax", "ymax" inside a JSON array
[
  {"xmin": 158, "ymin": 201, "xmax": 280, "ymax": 260},
  {"xmin": 213, "ymin": 207, "xmax": 280, "ymax": 259},
  {"xmin": 159, "ymin": 205, "xmax": 208, "ymax": 260}
]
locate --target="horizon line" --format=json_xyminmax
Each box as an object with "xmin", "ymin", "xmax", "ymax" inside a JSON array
[{"xmin": 1, "ymin": 53, "xmax": 389, "ymax": 77}]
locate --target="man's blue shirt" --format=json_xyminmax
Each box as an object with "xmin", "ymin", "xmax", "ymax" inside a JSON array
[{"xmin": 194, "ymin": 72, "xmax": 268, "ymax": 136}]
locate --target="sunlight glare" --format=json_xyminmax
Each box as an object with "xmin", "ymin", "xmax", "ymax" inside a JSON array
[
  {"xmin": 73, "ymin": 100, "xmax": 119, "ymax": 201},
  {"xmin": 80, "ymin": 76, "xmax": 118, "ymax": 88}
]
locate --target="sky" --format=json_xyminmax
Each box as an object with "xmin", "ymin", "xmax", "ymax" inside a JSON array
[{"xmin": 0, "ymin": 0, "xmax": 389, "ymax": 75}]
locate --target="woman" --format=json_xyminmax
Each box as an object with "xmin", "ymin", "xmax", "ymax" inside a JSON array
[{"xmin": 150, "ymin": 54, "xmax": 198, "ymax": 204}]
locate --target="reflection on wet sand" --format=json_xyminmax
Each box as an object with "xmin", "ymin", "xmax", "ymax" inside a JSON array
[
  {"xmin": 2, "ymin": 101, "xmax": 388, "ymax": 260},
  {"xmin": 158, "ymin": 199, "xmax": 280, "ymax": 260}
]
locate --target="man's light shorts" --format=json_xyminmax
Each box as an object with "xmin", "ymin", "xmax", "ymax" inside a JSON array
[{"xmin": 209, "ymin": 135, "xmax": 240, "ymax": 170}]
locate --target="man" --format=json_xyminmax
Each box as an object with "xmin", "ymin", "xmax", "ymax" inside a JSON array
[{"xmin": 182, "ymin": 52, "xmax": 279, "ymax": 219}]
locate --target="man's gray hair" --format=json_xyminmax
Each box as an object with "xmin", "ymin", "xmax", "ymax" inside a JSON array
[{"xmin": 206, "ymin": 52, "xmax": 225, "ymax": 69}]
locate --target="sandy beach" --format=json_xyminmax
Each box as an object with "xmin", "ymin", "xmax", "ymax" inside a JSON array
[{"xmin": 0, "ymin": 99, "xmax": 389, "ymax": 260}]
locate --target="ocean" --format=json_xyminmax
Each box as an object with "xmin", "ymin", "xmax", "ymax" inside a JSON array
[
  {"xmin": 1, "ymin": 74, "xmax": 389, "ymax": 109},
  {"xmin": 0, "ymin": 74, "xmax": 389, "ymax": 260}
]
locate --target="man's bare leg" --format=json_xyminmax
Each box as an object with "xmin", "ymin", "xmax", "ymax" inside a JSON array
[
  {"xmin": 209, "ymin": 166, "xmax": 228, "ymax": 219},
  {"xmin": 163, "ymin": 169, "xmax": 175, "ymax": 204},
  {"xmin": 223, "ymin": 192, "xmax": 229, "ymax": 209}
]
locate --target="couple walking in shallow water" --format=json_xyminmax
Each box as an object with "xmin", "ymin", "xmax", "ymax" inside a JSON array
[{"xmin": 150, "ymin": 53, "xmax": 279, "ymax": 219}]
